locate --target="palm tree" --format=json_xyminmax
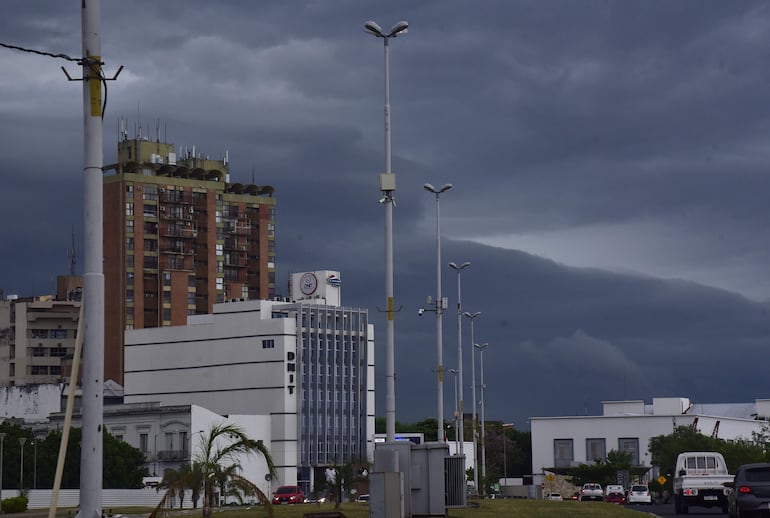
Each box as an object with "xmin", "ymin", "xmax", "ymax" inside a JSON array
[{"xmin": 149, "ymin": 422, "xmax": 277, "ymax": 518}]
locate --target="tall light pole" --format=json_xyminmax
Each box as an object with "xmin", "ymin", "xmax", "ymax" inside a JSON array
[
  {"xmin": 464, "ymin": 311, "xmax": 481, "ymax": 493},
  {"xmin": 33, "ymin": 439, "xmax": 37, "ymax": 490},
  {"xmin": 502, "ymin": 422, "xmax": 515, "ymax": 494},
  {"xmin": 424, "ymin": 182, "xmax": 452, "ymax": 441},
  {"xmin": 448, "ymin": 368, "xmax": 459, "ymax": 453},
  {"xmin": 364, "ymin": 19, "xmax": 408, "ymax": 443},
  {"xmin": 0, "ymin": 432, "xmax": 6, "ymax": 510},
  {"xmin": 474, "ymin": 342, "xmax": 490, "ymax": 496},
  {"xmin": 448, "ymin": 261, "xmax": 470, "ymax": 458},
  {"xmin": 18, "ymin": 437, "xmax": 26, "ymax": 490}
]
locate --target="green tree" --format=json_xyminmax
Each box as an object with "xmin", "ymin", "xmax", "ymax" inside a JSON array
[{"xmin": 150, "ymin": 423, "xmax": 276, "ymax": 518}]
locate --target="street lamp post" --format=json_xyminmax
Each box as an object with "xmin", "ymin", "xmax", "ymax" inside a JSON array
[
  {"xmin": 0, "ymin": 432, "xmax": 6, "ymax": 511},
  {"xmin": 474, "ymin": 342, "xmax": 490, "ymax": 496},
  {"xmin": 424, "ymin": 182, "xmax": 452, "ymax": 441},
  {"xmin": 502, "ymin": 423, "xmax": 515, "ymax": 494},
  {"xmin": 448, "ymin": 261, "xmax": 470, "ymax": 457},
  {"xmin": 18, "ymin": 437, "xmax": 27, "ymax": 490},
  {"xmin": 448, "ymin": 368, "xmax": 459, "ymax": 453},
  {"xmin": 464, "ymin": 311, "xmax": 481, "ymax": 493},
  {"xmin": 33, "ymin": 439, "xmax": 37, "ymax": 490},
  {"xmin": 364, "ymin": 19, "xmax": 409, "ymax": 443}
]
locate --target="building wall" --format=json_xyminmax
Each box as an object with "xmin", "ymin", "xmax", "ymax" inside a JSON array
[
  {"xmin": 0, "ymin": 301, "xmax": 10, "ymax": 385},
  {"xmin": 123, "ymin": 295, "xmax": 374, "ymax": 495},
  {"xmin": 0, "ymin": 383, "xmax": 63, "ymax": 421},
  {"xmin": 9, "ymin": 300, "xmax": 80, "ymax": 386},
  {"xmin": 531, "ymin": 402, "xmax": 769, "ymax": 487}
]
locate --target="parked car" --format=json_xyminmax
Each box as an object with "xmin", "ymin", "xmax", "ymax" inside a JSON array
[
  {"xmin": 571, "ymin": 492, "xmax": 580, "ymax": 501},
  {"xmin": 626, "ymin": 484, "xmax": 652, "ymax": 504},
  {"xmin": 356, "ymin": 493, "xmax": 370, "ymax": 503},
  {"xmin": 579, "ymin": 482, "xmax": 604, "ymax": 501},
  {"xmin": 727, "ymin": 462, "xmax": 770, "ymax": 518},
  {"xmin": 271, "ymin": 485, "xmax": 306, "ymax": 504},
  {"xmin": 605, "ymin": 491, "xmax": 626, "ymax": 505},
  {"xmin": 545, "ymin": 493, "xmax": 563, "ymax": 501}
]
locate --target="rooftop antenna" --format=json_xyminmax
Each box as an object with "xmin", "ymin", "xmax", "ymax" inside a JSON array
[{"xmin": 67, "ymin": 225, "xmax": 78, "ymax": 276}]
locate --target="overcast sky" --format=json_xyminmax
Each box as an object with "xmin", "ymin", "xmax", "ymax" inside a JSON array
[{"xmin": 3, "ymin": 1, "xmax": 770, "ymax": 429}]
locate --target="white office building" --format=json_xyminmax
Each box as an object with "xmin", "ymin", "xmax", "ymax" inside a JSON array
[
  {"xmin": 124, "ymin": 270, "xmax": 375, "ymax": 495},
  {"xmin": 530, "ymin": 397, "xmax": 770, "ymax": 487}
]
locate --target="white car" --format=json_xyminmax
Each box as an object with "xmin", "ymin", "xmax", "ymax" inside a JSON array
[
  {"xmin": 627, "ymin": 484, "xmax": 652, "ymax": 504},
  {"xmin": 545, "ymin": 493, "xmax": 563, "ymax": 501}
]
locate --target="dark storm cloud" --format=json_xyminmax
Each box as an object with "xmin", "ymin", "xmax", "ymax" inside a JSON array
[{"xmin": 4, "ymin": 1, "xmax": 770, "ymax": 424}]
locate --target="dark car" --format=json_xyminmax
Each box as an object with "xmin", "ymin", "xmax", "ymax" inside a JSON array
[
  {"xmin": 605, "ymin": 491, "xmax": 626, "ymax": 505},
  {"xmin": 271, "ymin": 485, "xmax": 306, "ymax": 505},
  {"xmin": 727, "ymin": 462, "xmax": 770, "ymax": 518}
]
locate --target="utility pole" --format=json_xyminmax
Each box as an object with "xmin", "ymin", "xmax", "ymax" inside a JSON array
[{"xmin": 79, "ymin": 2, "xmax": 105, "ymax": 517}]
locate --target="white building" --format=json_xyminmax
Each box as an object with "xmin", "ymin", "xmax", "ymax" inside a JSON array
[
  {"xmin": 530, "ymin": 397, "xmax": 770, "ymax": 488},
  {"xmin": 123, "ymin": 270, "xmax": 375, "ymax": 496}
]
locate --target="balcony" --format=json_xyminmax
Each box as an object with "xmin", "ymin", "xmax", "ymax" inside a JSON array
[{"xmin": 156, "ymin": 450, "xmax": 188, "ymax": 461}]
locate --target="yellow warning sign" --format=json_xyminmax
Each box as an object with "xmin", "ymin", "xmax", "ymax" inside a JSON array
[{"xmin": 658, "ymin": 475, "xmax": 667, "ymax": 485}]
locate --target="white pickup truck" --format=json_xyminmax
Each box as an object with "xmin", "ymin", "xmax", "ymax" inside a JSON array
[{"xmin": 673, "ymin": 451, "xmax": 732, "ymax": 514}]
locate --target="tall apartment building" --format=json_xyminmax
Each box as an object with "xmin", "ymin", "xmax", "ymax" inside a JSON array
[
  {"xmin": 0, "ymin": 276, "xmax": 83, "ymax": 387},
  {"xmin": 103, "ymin": 131, "xmax": 277, "ymax": 384}
]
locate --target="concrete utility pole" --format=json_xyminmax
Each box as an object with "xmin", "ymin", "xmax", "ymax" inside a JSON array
[{"xmin": 79, "ymin": 2, "xmax": 105, "ymax": 517}]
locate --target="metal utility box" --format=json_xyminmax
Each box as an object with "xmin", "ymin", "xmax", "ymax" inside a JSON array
[
  {"xmin": 410, "ymin": 442, "xmax": 450, "ymax": 516},
  {"xmin": 370, "ymin": 471, "xmax": 404, "ymax": 518}
]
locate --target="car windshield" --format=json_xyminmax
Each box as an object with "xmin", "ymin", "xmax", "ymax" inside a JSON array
[{"xmin": 277, "ymin": 487, "xmax": 298, "ymax": 494}]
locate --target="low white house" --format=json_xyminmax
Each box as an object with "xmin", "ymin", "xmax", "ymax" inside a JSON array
[{"xmin": 530, "ymin": 396, "xmax": 770, "ymax": 488}]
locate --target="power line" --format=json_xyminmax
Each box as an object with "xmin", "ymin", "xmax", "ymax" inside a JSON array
[{"xmin": 0, "ymin": 42, "xmax": 82, "ymax": 63}]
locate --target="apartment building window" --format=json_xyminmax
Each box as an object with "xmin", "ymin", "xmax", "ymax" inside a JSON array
[
  {"xmin": 139, "ymin": 433, "xmax": 148, "ymax": 453},
  {"xmin": 126, "ymin": 219, "xmax": 134, "ymax": 233},
  {"xmin": 143, "ymin": 185, "xmax": 158, "ymax": 201},
  {"xmin": 163, "ymin": 309, "xmax": 171, "ymax": 321},
  {"xmin": 554, "ymin": 439, "xmax": 574, "ymax": 468},
  {"xmin": 125, "ymin": 202, "xmax": 134, "ymax": 216},
  {"xmin": 31, "ymin": 329, "xmax": 49, "ymax": 339},
  {"xmin": 144, "ymin": 239, "xmax": 158, "ymax": 251},
  {"xmin": 143, "ymin": 204, "xmax": 157, "ymax": 218},
  {"xmin": 127, "ymin": 272, "xmax": 134, "ymax": 285},
  {"xmin": 144, "ymin": 222, "xmax": 158, "ymax": 235},
  {"xmin": 127, "ymin": 237, "xmax": 134, "ymax": 250},
  {"xmin": 50, "ymin": 365, "xmax": 61, "ymax": 376},
  {"xmin": 618, "ymin": 438, "xmax": 640, "ymax": 465},
  {"xmin": 262, "ymin": 339, "xmax": 275, "ymax": 349},
  {"xmin": 126, "ymin": 289, "xmax": 134, "ymax": 303},
  {"xmin": 586, "ymin": 438, "xmax": 606, "ymax": 462},
  {"xmin": 31, "ymin": 366, "xmax": 48, "ymax": 375},
  {"xmin": 50, "ymin": 347, "xmax": 68, "ymax": 358},
  {"xmin": 144, "ymin": 256, "xmax": 158, "ymax": 269},
  {"xmin": 126, "ymin": 255, "xmax": 134, "ymax": 268},
  {"xmin": 32, "ymin": 347, "xmax": 46, "ymax": 357}
]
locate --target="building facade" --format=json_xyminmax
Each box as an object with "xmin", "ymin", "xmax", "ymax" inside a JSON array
[
  {"xmin": 1, "ymin": 297, "xmax": 80, "ymax": 387},
  {"xmin": 123, "ymin": 271, "xmax": 375, "ymax": 495},
  {"xmin": 103, "ymin": 131, "xmax": 277, "ymax": 384},
  {"xmin": 530, "ymin": 397, "xmax": 770, "ymax": 488}
]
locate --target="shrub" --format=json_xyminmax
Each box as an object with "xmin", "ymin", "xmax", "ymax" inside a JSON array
[{"xmin": 2, "ymin": 496, "xmax": 29, "ymax": 514}]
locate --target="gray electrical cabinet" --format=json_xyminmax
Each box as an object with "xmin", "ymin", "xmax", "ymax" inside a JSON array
[{"xmin": 410, "ymin": 442, "xmax": 450, "ymax": 516}]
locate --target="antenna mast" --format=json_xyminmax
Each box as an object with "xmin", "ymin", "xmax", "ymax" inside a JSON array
[{"xmin": 67, "ymin": 226, "xmax": 78, "ymax": 276}]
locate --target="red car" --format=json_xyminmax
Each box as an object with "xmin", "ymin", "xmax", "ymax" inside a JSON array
[
  {"xmin": 605, "ymin": 491, "xmax": 626, "ymax": 505},
  {"xmin": 271, "ymin": 485, "xmax": 305, "ymax": 504}
]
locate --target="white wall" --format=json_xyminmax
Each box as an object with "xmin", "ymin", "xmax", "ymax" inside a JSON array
[{"xmin": 0, "ymin": 383, "xmax": 62, "ymax": 421}]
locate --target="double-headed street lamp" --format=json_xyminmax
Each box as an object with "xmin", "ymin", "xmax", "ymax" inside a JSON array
[
  {"xmin": 448, "ymin": 368, "xmax": 459, "ymax": 453},
  {"xmin": 474, "ymin": 342, "xmax": 490, "ymax": 496},
  {"xmin": 424, "ymin": 182, "xmax": 452, "ymax": 441},
  {"xmin": 0, "ymin": 432, "xmax": 6, "ymax": 509},
  {"xmin": 464, "ymin": 310, "xmax": 481, "ymax": 491},
  {"xmin": 448, "ymin": 261, "xmax": 470, "ymax": 457},
  {"xmin": 364, "ymin": 19, "xmax": 408, "ymax": 443},
  {"xmin": 18, "ymin": 437, "xmax": 27, "ymax": 490}
]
